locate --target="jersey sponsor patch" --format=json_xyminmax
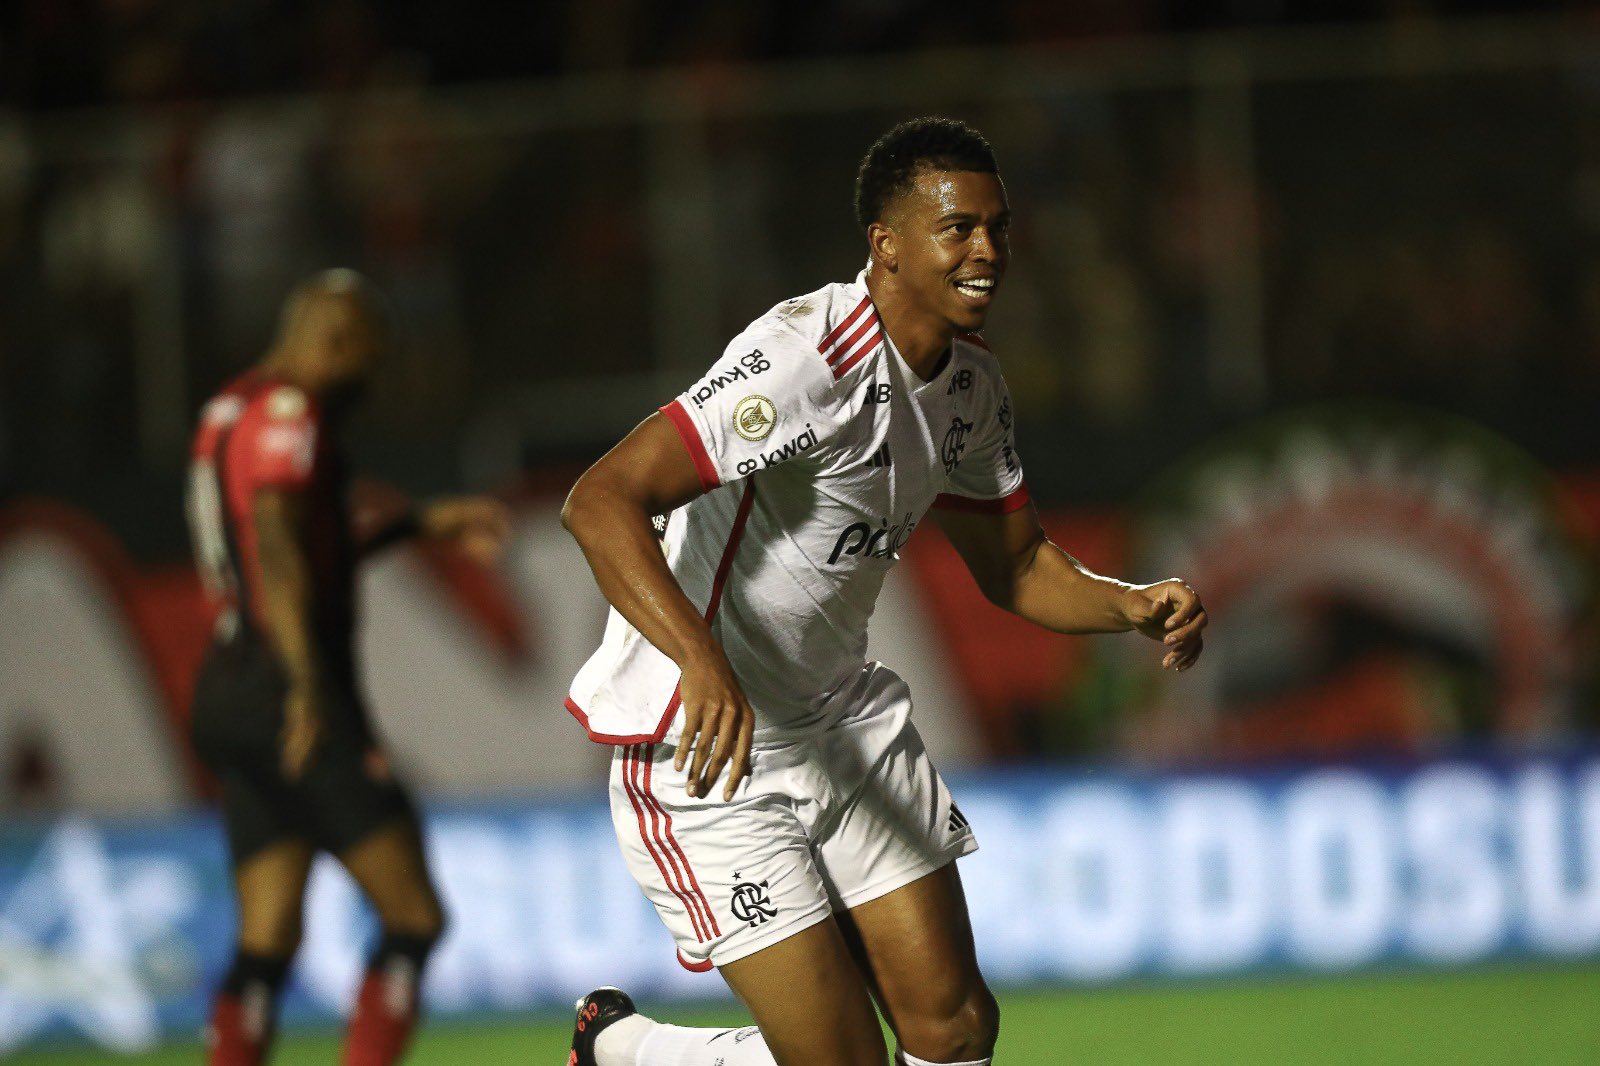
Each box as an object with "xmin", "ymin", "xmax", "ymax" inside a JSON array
[
  {"xmin": 256, "ymin": 420, "xmax": 316, "ymax": 479},
  {"xmin": 265, "ymin": 385, "xmax": 309, "ymax": 420},
  {"xmin": 759, "ymin": 423, "xmax": 818, "ymax": 468},
  {"xmin": 202, "ymin": 395, "xmax": 246, "ymax": 426},
  {"xmin": 732, "ymin": 395, "xmax": 776, "ymax": 441},
  {"xmin": 827, "ymin": 511, "xmax": 917, "ymax": 565},
  {"xmin": 688, "ymin": 350, "xmax": 770, "ymax": 409}
]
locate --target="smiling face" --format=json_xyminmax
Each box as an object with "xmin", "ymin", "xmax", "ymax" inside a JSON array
[{"xmin": 873, "ymin": 167, "xmax": 1011, "ymax": 334}]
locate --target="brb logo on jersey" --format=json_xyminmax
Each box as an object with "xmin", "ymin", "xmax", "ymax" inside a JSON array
[
  {"xmin": 732, "ymin": 395, "xmax": 776, "ymax": 441},
  {"xmin": 942, "ymin": 416, "xmax": 973, "ymax": 473},
  {"xmin": 731, "ymin": 874, "xmax": 777, "ymax": 926}
]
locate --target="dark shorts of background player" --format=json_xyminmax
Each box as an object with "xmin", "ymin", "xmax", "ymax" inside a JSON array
[{"xmin": 191, "ymin": 632, "xmax": 417, "ymax": 867}]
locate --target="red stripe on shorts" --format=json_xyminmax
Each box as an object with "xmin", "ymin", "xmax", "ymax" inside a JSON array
[
  {"xmin": 622, "ymin": 744, "xmax": 709, "ymax": 941},
  {"xmin": 640, "ymin": 742, "xmax": 722, "ymax": 938}
]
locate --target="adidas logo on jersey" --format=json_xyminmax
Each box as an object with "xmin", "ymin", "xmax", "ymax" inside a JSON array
[
  {"xmin": 947, "ymin": 803, "xmax": 970, "ymax": 835},
  {"xmin": 867, "ymin": 442, "xmax": 892, "ymax": 469}
]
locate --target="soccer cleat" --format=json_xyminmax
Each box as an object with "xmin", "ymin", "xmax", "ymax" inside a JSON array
[{"xmin": 569, "ymin": 986, "xmax": 637, "ymax": 1066}]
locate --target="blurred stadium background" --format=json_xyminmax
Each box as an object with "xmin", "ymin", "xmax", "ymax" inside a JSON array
[{"xmin": 3, "ymin": 1, "xmax": 1600, "ymax": 1062}]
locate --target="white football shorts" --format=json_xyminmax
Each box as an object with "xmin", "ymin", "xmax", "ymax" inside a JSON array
[{"xmin": 607, "ymin": 662, "xmax": 978, "ymax": 969}]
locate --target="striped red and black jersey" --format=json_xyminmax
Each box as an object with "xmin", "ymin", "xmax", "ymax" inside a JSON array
[{"xmin": 186, "ymin": 373, "xmax": 357, "ymax": 674}]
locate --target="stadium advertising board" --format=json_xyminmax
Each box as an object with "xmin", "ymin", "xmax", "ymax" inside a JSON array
[{"xmin": 3, "ymin": 752, "xmax": 1598, "ymax": 1052}]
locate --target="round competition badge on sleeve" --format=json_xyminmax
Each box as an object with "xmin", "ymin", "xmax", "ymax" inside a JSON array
[{"xmin": 733, "ymin": 395, "xmax": 776, "ymax": 441}]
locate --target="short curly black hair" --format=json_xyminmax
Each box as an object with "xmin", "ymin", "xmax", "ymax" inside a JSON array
[{"xmin": 853, "ymin": 117, "xmax": 999, "ymax": 230}]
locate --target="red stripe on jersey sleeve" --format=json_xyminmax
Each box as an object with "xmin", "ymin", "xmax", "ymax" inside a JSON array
[
  {"xmin": 622, "ymin": 746, "xmax": 711, "ymax": 941},
  {"xmin": 660, "ymin": 400, "xmax": 721, "ymax": 493},
  {"xmin": 932, "ymin": 483, "xmax": 1031, "ymax": 514},
  {"xmin": 819, "ymin": 294, "xmax": 873, "ymax": 353},
  {"xmin": 831, "ymin": 327, "xmax": 882, "ymax": 379},
  {"xmin": 826, "ymin": 312, "xmax": 880, "ymax": 367}
]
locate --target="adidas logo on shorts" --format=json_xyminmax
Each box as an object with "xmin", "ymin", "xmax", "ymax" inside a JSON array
[{"xmin": 947, "ymin": 803, "xmax": 970, "ymax": 835}]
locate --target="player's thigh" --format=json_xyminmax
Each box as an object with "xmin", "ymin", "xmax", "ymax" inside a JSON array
[
  {"xmin": 810, "ymin": 712, "xmax": 995, "ymax": 1056},
  {"xmin": 838, "ymin": 862, "xmax": 998, "ymax": 1061},
  {"xmin": 335, "ymin": 814, "xmax": 444, "ymax": 938},
  {"xmin": 295, "ymin": 716, "xmax": 440, "ymax": 935},
  {"xmin": 294, "ymin": 711, "xmax": 417, "ymax": 856},
  {"xmin": 717, "ymin": 915, "xmax": 887, "ymax": 1066},
  {"xmin": 233, "ymin": 836, "xmax": 317, "ymax": 956}
]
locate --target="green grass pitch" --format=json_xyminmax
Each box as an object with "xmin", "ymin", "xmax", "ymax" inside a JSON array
[{"xmin": 13, "ymin": 965, "xmax": 1599, "ymax": 1065}]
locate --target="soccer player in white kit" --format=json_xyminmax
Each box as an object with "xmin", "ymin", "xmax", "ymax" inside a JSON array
[{"xmin": 563, "ymin": 118, "xmax": 1207, "ymax": 1066}]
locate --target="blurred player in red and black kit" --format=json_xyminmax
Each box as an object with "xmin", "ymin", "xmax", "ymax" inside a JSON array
[{"xmin": 185, "ymin": 270, "xmax": 509, "ymax": 1066}]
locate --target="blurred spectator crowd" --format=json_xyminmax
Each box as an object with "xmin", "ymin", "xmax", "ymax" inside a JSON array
[
  {"xmin": 1, "ymin": 0, "xmax": 1599, "ymax": 556},
  {"xmin": 7, "ymin": 1, "xmax": 1593, "ymax": 111}
]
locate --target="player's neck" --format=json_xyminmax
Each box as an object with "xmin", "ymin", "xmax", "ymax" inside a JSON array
[
  {"xmin": 864, "ymin": 270, "xmax": 954, "ymax": 382},
  {"xmin": 258, "ymin": 351, "xmax": 321, "ymax": 395}
]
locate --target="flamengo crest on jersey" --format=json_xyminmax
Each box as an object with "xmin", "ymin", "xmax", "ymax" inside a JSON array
[{"xmin": 567, "ymin": 271, "xmax": 1030, "ymax": 745}]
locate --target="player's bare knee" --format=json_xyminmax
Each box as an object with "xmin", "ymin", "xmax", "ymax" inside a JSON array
[
  {"xmin": 236, "ymin": 913, "xmax": 302, "ymax": 959},
  {"xmin": 378, "ymin": 890, "xmax": 446, "ymax": 943},
  {"xmin": 902, "ymin": 984, "xmax": 999, "ymax": 1062}
]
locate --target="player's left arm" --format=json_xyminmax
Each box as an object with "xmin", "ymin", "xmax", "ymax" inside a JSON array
[
  {"xmin": 934, "ymin": 503, "xmax": 1206, "ymax": 671},
  {"xmin": 357, "ymin": 497, "xmax": 512, "ymax": 566}
]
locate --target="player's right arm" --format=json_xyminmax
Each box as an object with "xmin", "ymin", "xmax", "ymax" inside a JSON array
[
  {"xmin": 253, "ymin": 488, "xmax": 326, "ymax": 778},
  {"xmin": 561, "ymin": 414, "xmax": 754, "ymax": 801}
]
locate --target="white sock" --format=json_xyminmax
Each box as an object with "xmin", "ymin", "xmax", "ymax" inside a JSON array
[
  {"xmin": 594, "ymin": 1015, "xmax": 776, "ymax": 1066},
  {"xmin": 593, "ymin": 1015, "xmax": 654, "ymax": 1066},
  {"xmin": 896, "ymin": 1051, "xmax": 992, "ymax": 1066}
]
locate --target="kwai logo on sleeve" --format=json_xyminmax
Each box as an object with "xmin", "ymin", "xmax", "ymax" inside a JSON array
[{"xmin": 732, "ymin": 395, "xmax": 776, "ymax": 441}]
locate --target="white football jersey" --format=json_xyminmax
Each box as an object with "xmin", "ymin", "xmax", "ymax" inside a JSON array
[{"xmin": 567, "ymin": 271, "xmax": 1028, "ymax": 743}]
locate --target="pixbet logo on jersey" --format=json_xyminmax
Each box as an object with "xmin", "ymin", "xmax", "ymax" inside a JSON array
[{"xmin": 828, "ymin": 511, "xmax": 918, "ymax": 565}]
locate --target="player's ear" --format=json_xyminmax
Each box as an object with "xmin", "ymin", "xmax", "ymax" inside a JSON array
[{"xmin": 867, "ymin": 221, "xmax": 898, "ymax": 271}]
